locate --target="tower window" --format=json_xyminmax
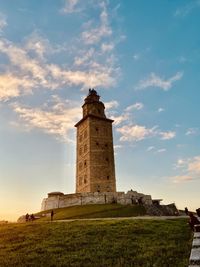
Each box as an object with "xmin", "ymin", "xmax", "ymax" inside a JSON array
[
  {"xmin": 107, "ymin": 175, "xmax": 110, "ymax": 180},
  {"xmin": 84, "ymin": 130, "xmax": 87, "ymax": 138},
  {"xmin": 79, "ymin": 147, "xmax": 82, "ymax": 155},
  {"xmin": 96, "ymin": 142, "xmax": 99, "ymax": 146},
  {"xmin": 106, "ymin": 158, "xmax": 109, "ymax": 162},
  {"xmin": 84, "ymin": 176, "xmax": 87, "ymax": 184},
  {"xmin": 105, "ymin": 143, "xmax": 108, "ymax": 148},
  {"xmin": 96, "ymin": 127, "xmax": 99, "ymax": 132},
  {"xmin": 79, "ymin": 162, "xmax": 83, "ymax": 171},
  {"xmin": 84, "ymin": 160, "xmax": 87, "ymax": 166},
  {"xmin": 98, "ymin": 109, "xmax": 101, "ymax": 114},
  {"xmin": 84, "ymin": 144, "xmax": 87, "ymax": 153}
]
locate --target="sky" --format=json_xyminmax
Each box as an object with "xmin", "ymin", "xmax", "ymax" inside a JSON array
[{"xmin": 0, "ymin": 0, "xmax": 200, "ymax": 221}]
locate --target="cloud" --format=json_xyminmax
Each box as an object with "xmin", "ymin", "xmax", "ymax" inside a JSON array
[
  {"xmin": 0, "ymin": 21, "xmax": 119, "ymax": 101},
  {"xmin": 158, "ymin": 108, "xmax": 165, "ymax": 113},
  {"xmin": 11, "ymin": 96, "xmax": 81, "ymax": 142},
  {"xmin": 110, "ymin": 113, "xmax": 130, "ymax": 126},
  {"xmin": 156, "ymin": 148, "xmax": 166, "ymax": 153},
  {"xmin": 136, "ymin": 72, "xmax": 183, "ymax": 91},
  {"xmin": 133, "ymin": 53, "xmax": 140, "ymax": 60},
  {"xmin": 171, "ymin": 175, "xmax": 193, "ymax": 184},
  {"xmin": 104, "ymin": 100, "xmax": 119, "ymax": 110},
  {"xmin": 174, "ymin": 1, "xmax": 200, "ymax": 17},
  {"xmin": 61, "ymin": 0, "xmax": 81, "ymax": 14},
  {"xmin": 117, "ymin": 124, "xmax": 156, "ymax": 142},
  {"xmin": 0, "ymin": 73, "xmax": 34, "ymax": 101},
  {"xmin": 170, "ymin": 156, "xmax": 200, "ymax": 183},
  {"xmin": 185, "ymin": 128, "xmax": 199, "ymax": 136},
  {"xmin": 159, "ymin": 131, "xmax": 176, "ymax": 140},
  {"xmin": 125, "ymin": 102, "xmax": 144, "ymax": 112},
  {"xmin": 74, "ymin": 48, "xmax": 95, "ymax": 66},
  {"xmin": 0, "ymin": 13, "xmax": 7, "ymax": 32},
  {"xmin": 117, "ymin": 122, "xmax": 176, "ymax": 143},
  {"xmin": 174, "ymin": 158, "xmax": 187, "ymax": 169},
  {"xmin": 147, "ymin": 146, "xmax": 155, "ymax": 152},
  {"xmin": 101, "ymin": 43, "xmax": 114, "ymax": 52},
  {"xmin": 188, "ymin": 156, "xmax": 200, "ymax": 174},
  {"xmin": 82, "ymin": 2, "xmax": 112, "ymax": 45}
]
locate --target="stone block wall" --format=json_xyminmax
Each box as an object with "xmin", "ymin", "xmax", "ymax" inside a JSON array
[{"xmin": 41, "ymin": 190, "xmax": 153, "ymax": 211}]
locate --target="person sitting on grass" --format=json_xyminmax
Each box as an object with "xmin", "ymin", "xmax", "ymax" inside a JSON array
[{"xmin": 188, "ymin": 212, "xmax": 200, "ymax": 231}]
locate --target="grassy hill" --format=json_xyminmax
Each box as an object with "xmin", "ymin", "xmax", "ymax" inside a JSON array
[
  {"xmin": 36, "ymin": 204, "xmax": 147, "ymax": 221},
  {"xmin": 0, "ymin": 218, "xmax": 192, "ymax": 267}
]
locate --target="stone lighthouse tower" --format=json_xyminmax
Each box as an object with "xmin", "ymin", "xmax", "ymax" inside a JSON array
[{"xmin": 75, "ymin": 89, "xmax": 116, "ymax": 193}]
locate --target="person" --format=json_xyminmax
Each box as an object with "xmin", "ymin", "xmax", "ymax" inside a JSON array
[
  {"xmin": 184, "ymin": 207, "xmax": 189, "ymax": 215},
  {"xmin": 25, "ymin": 213, "xmax": 29, "ymax": 222},
  {"xmin": 51, "ymin": 210, "xmax": 54, "ymax": 221},
  {"xmin": 188, "ymin": 212, "xmax": 200, "ymax": 231},
  {"xmin": 30, "ymin": 214, "xmax": 35, "ymax": 221},
  {"xmin": 196, "ymin": 208, "xmax": 200, "ymax": 217}
]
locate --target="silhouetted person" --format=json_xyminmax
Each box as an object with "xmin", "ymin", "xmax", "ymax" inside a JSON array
[
  {"xmin": 30, "ymin": 214, "xmax": 35, "ymax": 221},
  {"xmin": 25, "ymin": 213, "xmax": 29, "ymax": 222},
  {"xmin": 196, "ymin": 208, "xmax": 200, "ymax": 217},
  {"xmin": 51, "ymin": 210, "xmax": 54, "ymax": 221},
  {"xmin": 138, "ymin": 197, "xmax": 143, "ymax": 205},
  {"xmin": 185, "ymin": 207, "xmax": 189, "ymax": 215},
  {"xmin": 188, "ymin": 212, "xmax": 200, "ymax": 231}
]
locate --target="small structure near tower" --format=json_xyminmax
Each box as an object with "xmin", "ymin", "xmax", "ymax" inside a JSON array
[{"xmin": 75, "ymin": 89, "xmax": 116, "ymax": 193}]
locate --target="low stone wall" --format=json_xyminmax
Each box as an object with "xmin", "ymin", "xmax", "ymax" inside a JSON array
[{"xmin": 41, "ymin": 190, "xmax": 153, "ymax": 211}]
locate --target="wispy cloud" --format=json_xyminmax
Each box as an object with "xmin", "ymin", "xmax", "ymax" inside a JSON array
[
  {"xmin": 170, "ymin": 175, "xmax": 193, "ymax": 184},
  {"xmin": 185, "ymin": 128, "xmax": 199, "ymax": 136},
  {"xmin": 136, "ymin": 72, "xmax": 183, "ymax": 91},
  {"xmin": 188, "ymin": 156, "xmax": 200, "ymax": 174},
  {"xmin": 81, "ymin": 2, "xmax": 112, "ymax": 45},
  {"xmin": 174, "ymin": 0, "xmax": 200, "ymax": 17},
  {"xmin": 111, "ymin": 113, "xmax": 130, "ymax": 126},
  {"xmin": 147, "ymin": 146, "xmax": 155, "ymax": 152},
  {"xmin": 0, "ymin": 73, "xmax": 34, "ymax": 101},
  {"xmin": 133, "ymin": 53, "xmax": 140, "ymax": 60},
  {"xmin": 170, "ymin": 156, "xmax": 200, "ymax": 183},
  {"xmin": 104, "ymin": 100, "xmax": 119, "ymax": 110},
  {"xmin": 158, "ymin": 108, "xmax": 165, "ymax": 113},
  {"xmin": 117, "ymin": 124, "xmax": 157, "ymax": 142},
  {"xmin": 156, "ymin": 148, "xmax": 166, "ymax": 153},
  {"xmin": 61, "ymin": 0, "xmax": 81, "ymax": 14},
  {"xmin": 0, "ymin": 13, "xmax": 7, "ymax": 32},
  {"xmin": 11, "ymin": 96, "xmax": 81, "ymax": 142},
  {"xmin": 117, "ymin": 123, "xmax": 176, "ymax": 143},
  {"xmin": 159, "ymin": 131, "xmax": 176, "ymax": 140},
  {"xmin": 125, "ymin": 102, "xmax": 144, "ymax": 112},
  {"xmin": 101, "ymin": 42, "xmax": 114, "ymax": 52},
  {"xmin": 0, "ymin": 4, "xmax": 119, "ymax": 101}
]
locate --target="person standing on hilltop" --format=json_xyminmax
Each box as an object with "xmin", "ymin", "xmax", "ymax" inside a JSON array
[
  {"xmin": 188, "ymin": 212, "xmax": 200, "ymax": 231},
  {"xmin": 51, "ymin": 210, "xmax": 54, "ymax": 221}
]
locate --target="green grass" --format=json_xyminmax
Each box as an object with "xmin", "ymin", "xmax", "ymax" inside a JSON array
[
  {"xmin": 0, "ymin": 218, "xmax": 192, "ymax": 267},
  {"xmin": 36, "ymin": 204, "xmax": 146, "ymax": 221}
]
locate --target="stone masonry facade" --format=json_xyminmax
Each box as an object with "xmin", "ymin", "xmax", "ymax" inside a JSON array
[
  {"xmin": 41, "ymin": 191, "xmax": 153, "ymax": 211},
  {"xmin": 75, "ymin": 89, "xmax": 116, "ymax": 193}
]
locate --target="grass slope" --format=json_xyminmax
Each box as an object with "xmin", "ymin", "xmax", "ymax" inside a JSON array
[
  {"xmin": 0, "ymin": 218, "xmax": 192, "ymax": 267},
  {"xmin": 36, "ymin": 204, "xmax": 146, "ymax": 221}
]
